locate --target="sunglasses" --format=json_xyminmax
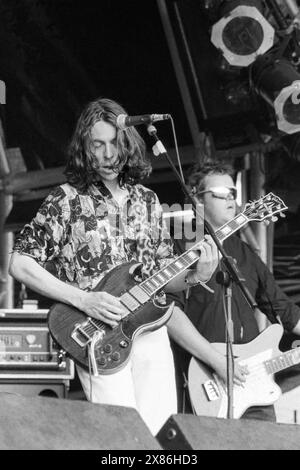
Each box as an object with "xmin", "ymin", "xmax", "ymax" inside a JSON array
[{"xmin": 197, "ymin": 186, "xmax": 237, "ymax": 200}]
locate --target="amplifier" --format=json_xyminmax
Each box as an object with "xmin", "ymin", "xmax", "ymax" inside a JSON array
[{"xmin": 0, "ymin": 309, "xmax": 74, "ymax": 380}]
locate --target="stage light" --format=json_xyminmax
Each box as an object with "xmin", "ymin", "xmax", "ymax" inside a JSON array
[
  {"xmin": 211, "ymin": 0, "xmax": 275, "ymax": 67},
  {"xmin": 252, "ymin": 55, "xmax": 300, "ymax": 134}
]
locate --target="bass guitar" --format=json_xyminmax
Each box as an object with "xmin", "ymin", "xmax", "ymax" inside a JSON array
[
  {"xmin": 188, "ymin": 324, "xmax": 300, "ymax": 419},
  {"xmin": 48, "ymin": 193, "xmax": 287, "ymax": 375}
]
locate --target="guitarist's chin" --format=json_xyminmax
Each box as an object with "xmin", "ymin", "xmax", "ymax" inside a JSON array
[
  {"xmin": 223, "ymin": 208, "xmax": 236, "ymax": 222},
  {"xmin": 208, "ymin": 209, "xmax": 236, "ymax": 230}
]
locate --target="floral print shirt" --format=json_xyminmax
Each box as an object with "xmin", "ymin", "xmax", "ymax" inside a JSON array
[{"xmin": 13, "ymin": 181, "xmax": 174, "ymax": 291}]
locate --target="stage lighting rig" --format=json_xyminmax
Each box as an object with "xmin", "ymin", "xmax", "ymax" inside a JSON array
[
  {"xmin": 252, "ymin": 54, "xmax": 300, "ymax": 134},
  {"xmin": 211, "ymin": 0, "xmax": 275, "ymax": 67}
]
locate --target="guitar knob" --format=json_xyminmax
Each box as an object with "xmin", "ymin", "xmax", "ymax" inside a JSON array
[
  {"xmin": 112, "ymin": 352, "xmax": 121, "ymax": 362},
  {"xmin": 104, "ymin": 344, "xmax": 113, "ymax": 353},
  {"xmin": 98, "ymin": 357, "xmax": 106, "ymax": 366},
  {"xmin": 26, "ymin": 334, "xmax": 36, "ymax": 345}
]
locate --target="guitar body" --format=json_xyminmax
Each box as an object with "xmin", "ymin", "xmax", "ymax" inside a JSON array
[
  {"xmin": 188, "ymin": 324, "xmax": 284, "ymax": 419},
  {"xmin": 48, "ymin": 261, "xmax": 173, "ymax": 375}
]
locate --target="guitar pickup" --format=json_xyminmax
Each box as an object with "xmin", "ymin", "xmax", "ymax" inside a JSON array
[{"xmin": 203, "ymin": 379, "xmax": 221, "ymax": 402}]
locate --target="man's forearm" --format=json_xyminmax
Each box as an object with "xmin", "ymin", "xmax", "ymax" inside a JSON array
[
  {"xmin": 9, "ymin": 252, "xmax": 85, "ymax": 309},
  {"xmin": 167, "ymin": 306, "xmax": 224, "ymax": 368}
]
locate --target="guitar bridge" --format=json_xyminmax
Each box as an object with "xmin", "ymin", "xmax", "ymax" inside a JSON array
[
  {"xmin": 71, "ymin": 324, "xmax": 91, "ymax": 347},
  {"xmin": 71, "ymin": 320, "xmax": 105, "ymax": 348},
  {"xmin": 203, "ymin": 379, "xmax": 222, "ymax": 402}
]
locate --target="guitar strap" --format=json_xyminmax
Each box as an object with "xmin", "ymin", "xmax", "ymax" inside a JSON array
[{"xmin": 258, "ymin": 271, "xmax": 283, "ymax": 327}]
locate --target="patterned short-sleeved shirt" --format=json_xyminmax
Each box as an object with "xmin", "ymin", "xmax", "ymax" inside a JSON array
[{"xmin": 13, "ymin": 181, "xmax": 174, "ymax": 291}]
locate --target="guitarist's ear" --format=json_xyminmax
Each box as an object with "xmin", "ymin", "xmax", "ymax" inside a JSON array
[{"xmin": 189, "ymin": 185, "xmax": 203, "ymax": 205}]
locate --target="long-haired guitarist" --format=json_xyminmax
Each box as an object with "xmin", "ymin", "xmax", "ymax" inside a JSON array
[
  {"xmin": 9, "ymin": 97, "xmax": 221, "ymax": 435},
  {"xmin": 167, "ymin": 161, "xmax": 300, "ymax": 421}
]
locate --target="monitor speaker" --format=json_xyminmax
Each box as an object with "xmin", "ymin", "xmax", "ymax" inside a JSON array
[
  {"xmin": 0, "ymin": 393, "xmax": 161, "ymax": 450},
  {"xmin": 157, "ymin": 413, "xmax": 300, "ymax": 450}
]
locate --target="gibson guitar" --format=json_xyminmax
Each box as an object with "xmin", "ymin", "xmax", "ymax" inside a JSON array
[
  {"xmin": 188, "ymin": 324, "xmax": 300, "ymax": 419},
  {"xmin": 48, "ymin": 193, "xmax": 287, "ymax": 375}
]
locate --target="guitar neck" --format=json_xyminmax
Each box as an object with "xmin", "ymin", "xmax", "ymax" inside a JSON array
[
  {"xmin": 140, "ymin": 212, "xmax": 250, "ymax": 296},
  {"xmin": 264, "ymin": 347, "xmax": 300, "ymax": 375}
]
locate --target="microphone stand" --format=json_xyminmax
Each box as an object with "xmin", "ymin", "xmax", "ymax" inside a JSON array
[
  {"xmin": 147, "ymin": 124, "xmax": 257, "ymax": 419},
  {"xmin": 216, "ymin": 267, "xmax": 236, "ymax": 418}
]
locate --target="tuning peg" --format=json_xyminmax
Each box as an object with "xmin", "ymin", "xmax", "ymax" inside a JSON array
[
  {"xmin": 271, "ymin": 216, "xmax": 278, "ymax": 222},
  {"xmin": 264, "ymin": 220, "xmax": 270, "ymax": 226},
  {"xmin": 280, "ymin": 213, "xmax": 286, "ymax": 218}
]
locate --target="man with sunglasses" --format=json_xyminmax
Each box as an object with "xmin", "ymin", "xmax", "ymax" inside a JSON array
[{"xmin": 167, "ymin": 161, "xmax": 300, "ymax": 421}]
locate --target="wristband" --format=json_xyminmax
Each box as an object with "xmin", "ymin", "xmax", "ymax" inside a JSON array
[{"xmin": 184, "ymin": 271, "xmax": 214, "ymax": 293}]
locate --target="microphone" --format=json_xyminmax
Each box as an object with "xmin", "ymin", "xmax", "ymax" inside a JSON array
[{"xmin": 116, "ymin": 113, "xmax": 171, "ymax": 130}]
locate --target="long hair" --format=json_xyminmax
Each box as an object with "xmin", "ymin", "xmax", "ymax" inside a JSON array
[{"xmin": 64, "ymin": 97, "xmax": 152, "ymax": 191}]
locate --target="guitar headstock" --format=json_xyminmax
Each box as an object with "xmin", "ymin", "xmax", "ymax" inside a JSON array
[{"xmin": 243, "ymin": 193, "xmax": 288, "ymax": 223}]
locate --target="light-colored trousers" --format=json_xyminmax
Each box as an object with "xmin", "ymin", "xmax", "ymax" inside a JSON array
[{"xmin": 77, "ymin": 326, "xmax": 177, "ymax": 436}]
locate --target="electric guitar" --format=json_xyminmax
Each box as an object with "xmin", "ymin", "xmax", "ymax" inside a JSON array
[
  {"xmin": 188, "ymin": 324, "xmax": 300, "ymax": 419},
  {"xmin": 48, "ymin": 193, "xmax": 287, "ymax": 375}
]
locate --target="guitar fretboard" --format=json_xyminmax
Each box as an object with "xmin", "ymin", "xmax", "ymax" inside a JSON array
[
  {"xmin": 139, "ymin": 212, "xmax": 249, "ymax": 297},
  {"xmin": 265, "ymin": 348, "xmax": 300, "ymax": 374}
]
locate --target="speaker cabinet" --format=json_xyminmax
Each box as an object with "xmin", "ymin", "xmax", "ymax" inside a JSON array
[
  {"xmin": 0, "ymin": 381, "xmax": 67, "ymax": 398},
  {"xmin": 157, "ymin": 414, "xmax": 300, "ymax": 450},
  {"xmin": 0, "ymin": 394, "xmax": 161, "ymax": 450}
]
